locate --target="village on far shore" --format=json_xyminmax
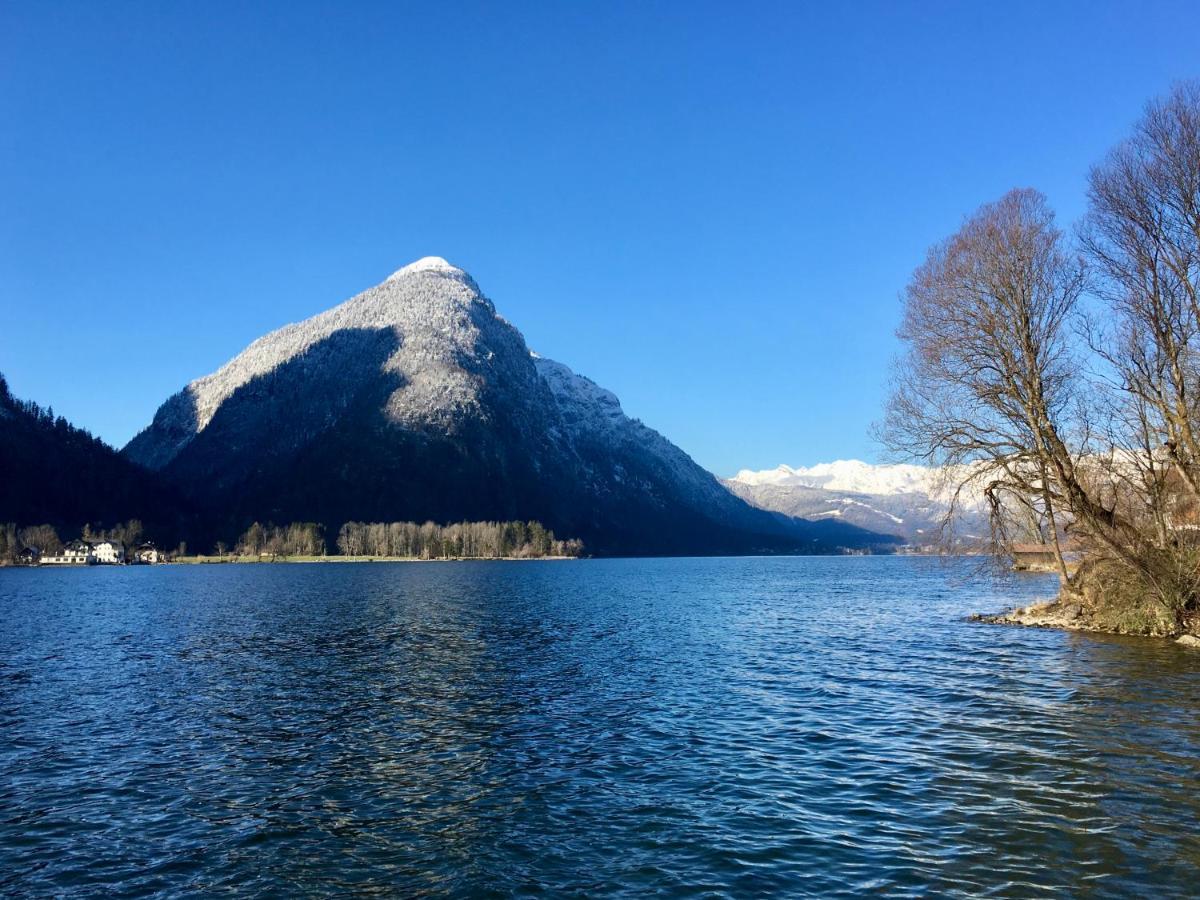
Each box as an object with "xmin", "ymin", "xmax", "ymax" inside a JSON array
[
  {"xmin": 2, "ymin": 518, "xmax": 587, "ymax": 568},
  {"xmin": 19, "ymin": 539, "xmax": 162, "ymax": 567},
  {"xmin": 0, "ymin": 519, "xmax": 167, "ymax": 567}
]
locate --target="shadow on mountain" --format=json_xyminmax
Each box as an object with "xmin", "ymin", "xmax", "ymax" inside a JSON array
[
  {"xmin": 138, "ymin": 325, "xmax": 899, "ymax": 556},
  {"xmin": 123, "ymin": 385, "xmax": 200, "ymax": 471},
  {"xmin": 163, "ymin": 326, "xmax": 405, "ymax": 518}
]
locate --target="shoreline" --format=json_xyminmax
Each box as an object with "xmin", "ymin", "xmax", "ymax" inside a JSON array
[
  {"xmin": 972, "ymin": 599, "xmax": 1200, "ymax": 648},
  {"xmin": 169, "ymin": 554, "xmax": 579, "ymax": 565}
]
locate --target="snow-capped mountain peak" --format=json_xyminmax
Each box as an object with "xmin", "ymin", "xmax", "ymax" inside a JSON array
[
  {"xmin": 386, "ymin": 256, "xmax": 465, "ymax": 281},
  {"xmin": 124, "ymin": 257, "xmax": 499, "ymax": 461}
]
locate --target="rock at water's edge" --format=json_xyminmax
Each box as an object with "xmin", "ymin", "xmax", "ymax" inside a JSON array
[
  {"xmin": 975, "ymin": 599, "xmax": 1195, "ymax": 639},
  {"xmin": 974, "ymin": 600, "xmax": 1083, "ymax": 630}
]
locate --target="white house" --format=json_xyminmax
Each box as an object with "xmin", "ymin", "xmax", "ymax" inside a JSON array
[
  {"xmin": 133, "ymin": 542, "xmax": 161, "ymax": 564},
  {"xmin": 41, "ymin": 541, "xmax": 96, "ymax": 565},
  {"xmin": 92, "ymin": 540, "xmax": 125, "ymax": 565}
]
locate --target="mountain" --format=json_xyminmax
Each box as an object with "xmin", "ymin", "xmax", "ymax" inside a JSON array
[
  {"xmin": 0, "ymin": 373, "xmax": 190, "ymax": 539},
  {"xmin": 724, "ymin": 460, "xmax": 988, "ymax": 545},
  {"xmin": 124, "ymin": 258, "xmax": 895, "ymax": 556}
]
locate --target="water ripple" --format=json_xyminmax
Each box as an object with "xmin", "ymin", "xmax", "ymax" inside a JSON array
[{"xmin": 1, "ymin": 557, "xmax": 1199, "ymax": 896}]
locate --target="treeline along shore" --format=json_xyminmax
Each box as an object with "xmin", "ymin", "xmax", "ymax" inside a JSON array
[
  {"xmin": 0, "ymin": 519, "xmax": 584, "ymax": 566},
  {"xmin": 243, "ymin": 519, "xmax": 584, "ymax": 561}
]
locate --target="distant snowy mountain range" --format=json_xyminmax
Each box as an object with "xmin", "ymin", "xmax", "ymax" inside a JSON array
[{"xmin": 724, "ymin": 460, "xmax": 988, "ymax": 544}]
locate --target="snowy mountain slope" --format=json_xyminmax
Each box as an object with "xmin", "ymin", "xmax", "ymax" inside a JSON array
[
  {"xmin": 532, "ymin": 355, "xmax": 756, "ymax": 520},
  {"xmin": 125, "ymin": 258, "xmax": 508, "ymax": 468},
  {"xmin": 125, "ymin": 259, "xmax": 894, "ymax": 555},
  {"xmin": 725, "ymin": 461, "xmax": 988, "ymax": 544},
  {"xmin": 731, "ymin": 460, "xmax": 957, "ymax": 498}
]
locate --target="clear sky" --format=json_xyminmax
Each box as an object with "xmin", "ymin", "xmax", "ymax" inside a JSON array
[{"xmin": 2, "ymin": 1, "xmax": 1198, "ymax": 476}]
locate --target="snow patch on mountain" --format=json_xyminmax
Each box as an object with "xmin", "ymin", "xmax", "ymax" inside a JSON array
[{"xmin": 387, "ymin": 256, "xmax": 466, "ymax": 281}]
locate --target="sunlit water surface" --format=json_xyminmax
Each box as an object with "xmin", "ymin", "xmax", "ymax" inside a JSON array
[{"xmin": 2, "ymin": 557, "xmax": 1199, "ymax": 897}]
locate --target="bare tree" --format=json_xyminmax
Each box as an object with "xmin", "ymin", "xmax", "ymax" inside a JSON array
[
  {"xmin": 1061, "ymin": 80, "xmax": 1200, "ymax": 623},
  {"xmin": 881, "ymin": 188, "xmax": 1090, "ymax": 579},
  {"xmin": 1082, "ymin": 80, "xmax": 1200, "ymax": 503},
  {"xmin": 17, "ymin": 524, "xmax": 61, "ymax": 555}
]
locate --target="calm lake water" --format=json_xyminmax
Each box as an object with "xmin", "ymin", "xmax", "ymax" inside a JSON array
[{"xmin": 1, "ymin": 556, "xmax": 1199, "ymax": 897}]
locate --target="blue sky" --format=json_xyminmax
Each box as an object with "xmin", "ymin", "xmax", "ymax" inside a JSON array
[{"xmin": 2, "ymin": 1, "xmax": 1198, "ymax": 476}]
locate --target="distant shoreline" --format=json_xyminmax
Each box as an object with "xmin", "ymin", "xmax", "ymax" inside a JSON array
[{"xmin": 170, "ymin": 554, "xmax": 579, "ymax": 565}]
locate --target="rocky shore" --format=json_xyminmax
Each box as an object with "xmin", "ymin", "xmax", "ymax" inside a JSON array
[{"xmin": 973, "ymin": 599, "xmax": 1200, "ymax": 647}]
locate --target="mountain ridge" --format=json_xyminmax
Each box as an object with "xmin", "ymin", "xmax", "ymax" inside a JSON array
[
  {"xmin": 124, "ymin": 258, "xmax": 897, "ymax": 556},
  {"xmin": 725, "ymin": 460, "xmax": 988, "ymax": 545}
]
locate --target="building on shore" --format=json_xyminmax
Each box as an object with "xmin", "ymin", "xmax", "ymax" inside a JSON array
[
  {"xmin": 1011, "ymin": 541, "xmax": 1081, "ymax": 573},
  {"xmin": 92, "ymin": 540, "xmax": 125, "ymax": 565},
  {"xmin": 17, "ymin": 547, "xmax": 41, "ymax": 566},
  {"xmin": 41, "ymin": 541, "xmax": 96, "ymax": 566},
  {"xmin": 133, "ymin": 542, "xmax": 161, "ymax": 564}
]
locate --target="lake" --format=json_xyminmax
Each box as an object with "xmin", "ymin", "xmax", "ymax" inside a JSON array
[{"xmin": 1, "ymin": 556, "xmax": 1198, "ymax": 896}]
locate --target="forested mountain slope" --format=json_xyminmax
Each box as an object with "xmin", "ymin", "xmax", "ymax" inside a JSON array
[{"xmin": 0, "ymin": 373, "xmax": 190, "ymax": 540}]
